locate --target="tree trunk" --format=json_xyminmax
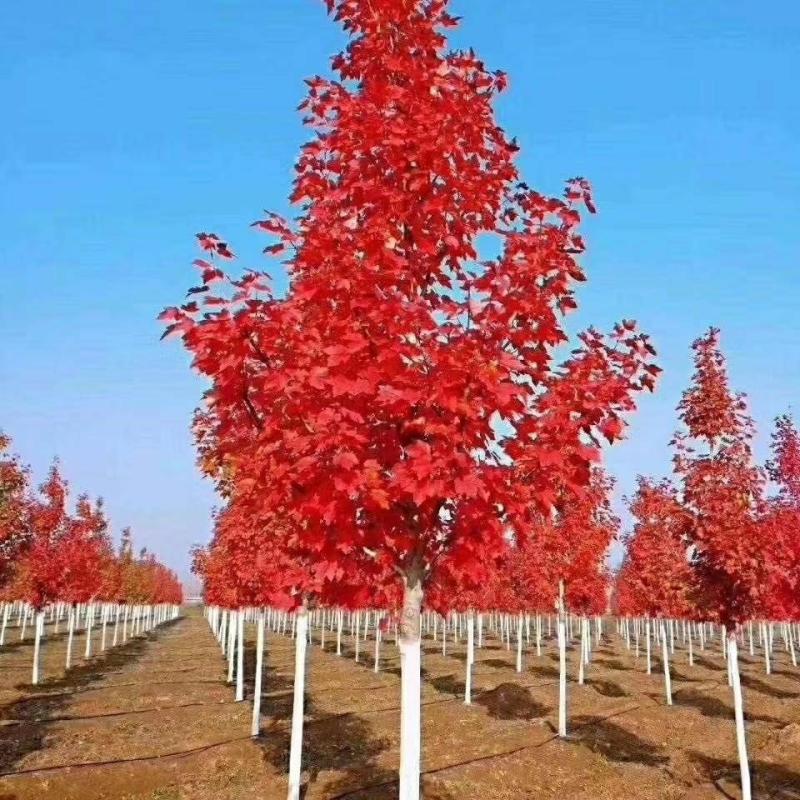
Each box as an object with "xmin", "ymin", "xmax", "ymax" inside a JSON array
[
  {"xmin": 227, "ymin": 611, "xmax": 236, "ymax": 684},
  {"xmin": 465, "ymin": 612, "xmax": 474, "ymax": 705},
  {"xmin": 728, "ymin": 633, "xmax": 751, "ymax": 800},
  {"xmin": 0, "ymin": 603, "xmax": 9, "ymax": 646},
  {"xmin": 399, "ymin": 571, "xmax": 423, "ymax": 800},
  {"xmin": 287, "ymin": 606, "xmax": 308, "ymax": 800},
  {"xmin": 660, "ymin": 620, "xmax": 672, "ymax": 705},
  {"xmin": 84, "ymin": 603, "xmax": 93, "ymax": 659},
  {"xmin": 66, "ymin": 606, "xmax": 75, "ymax": 669},
  {"xmin": 236, "ymin": 609, "xmax": 245, "ymax": 702},
  {"xmin": 516, "ymin": 613, "xmax": 523, "ymax": 673},
  {"xmin": 557, "ymin": 581, "xmax": 567, "ymax": 738},
  {"xmin": 100, "ymin": 605, "xmax": 108, "ymax": 651},
  {"xmin": 113, "ymin": 605, "xmax": 120, "ymax": 647},
  {"xmin": 251, "ymin": 611, "xmax": 265, "ymax": 738},
  {"xmin": 645, "ymin": 618, "xmax": 652, "ymax": 674},
  {"xmin": 374, "ymin": 618, "xmax": 381, "ymax": 673},
  {"xmin": 32, "ymin": 610, "xmax": 44, "ymax": 685}
]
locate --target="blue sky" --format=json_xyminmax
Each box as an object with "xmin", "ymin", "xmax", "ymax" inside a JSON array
[{"xmin": 2, "ymin": 1, "xmax": 798, "ymax": 583}]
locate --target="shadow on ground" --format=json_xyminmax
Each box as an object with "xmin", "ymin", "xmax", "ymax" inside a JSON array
[{"xmin": 0, "ymin": 618, "xmax": 181, "ymax": 776}]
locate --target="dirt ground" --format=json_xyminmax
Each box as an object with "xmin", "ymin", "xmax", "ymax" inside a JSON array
[{"xmin": 0, "ymin": 609, "xmax": 798, "ymax": 800}]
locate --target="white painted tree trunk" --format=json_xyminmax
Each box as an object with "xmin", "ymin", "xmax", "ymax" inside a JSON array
[
  {"xmin": 645, "ymin": 618, "xmax": 652, "ymax": 674},
  {"xmin": 66, "ymin": 607, "xmax": 75, "ymax": 669},
  {"xmin": 728, "ymin": 634, "xmax": 751, "ymax": 800},
  {"xmin": 399, "ymin": 637, "xmax": 421, "ymax": 800},
  {"xmin": 84, "ymin": 603, "xmax": 93, "ymax": 659},
  {"xmin": 227, "ymin": 612, "xmax": 236, "ymax": 684},
  {"xmin": 660, "ymin": 620, "xmax": 672, "ymax": 705},
  {"xmin": 336, "ymin": 610, "xmax": 343, "ymax": 656},
  {"xmin": 113, "ymin": 605, "xmax": 120, "ymax": 647},
  {"xmin": 398, "ymin": 575, "xmax": 423, "ymax": 800},
  {"xmin": 0, "ymin": 603, "xmax": 9, "ymax": 646},
  {"xmin": 373, "ymin": 622, "xmax": 381, "ymax": 673},
  {"xmin": 287, "ymin": 608, "xmax": 308, "ymax": 800},
  {"xmin": 578, "ymin": 617, "xmax": 586, "ymax": 685},
  {"xmin": 762, "ymin": 622, "xmax": 771, "ymax": 675},
  {"xmin": 516, "ymin": 613, "xmax": 523, "ymax": 673},
  {"xmin": 32, "ymin": 610, "xmax": 44, "ymax": 685},
  {"xmin": 236, "ymin": 609, "xmax": 245, "ymax": 702},
  {"xmin": 465, "ymin": 612, "xmax": 474, "ymax": 705},
  {"xmin": 557, "ymin": 582, "xmax": 567, "ymax": 738},
  {"xmin": 100, "ymin": 605, "xmax": 108, "ymax": 651},
  {"xmin": 251, "ymin": 611, "xmax": 265, "ymax": 738}
]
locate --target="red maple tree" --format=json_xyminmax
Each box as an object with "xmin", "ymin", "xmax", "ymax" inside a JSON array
[
  {"xmin": 162, "ymin": 2, "xmax": 657, "ymax": 794},
  {"xmin": 673, "ymin": 328, "xmax": 764, "ymax": 628},
  {"xmin": 0, "ymin": 433, "xmax": 30, "ymax": 585},
  {"xmin": 620, "ymin": 477, "xmax": 694, "ymax": 620},
  {"xmin": 762, "ymin": 414, "xmax": 800, "ymax": 621},
  {"xmin": 673, "ymin": 327, "xmax": 762, "ymax": 798}
]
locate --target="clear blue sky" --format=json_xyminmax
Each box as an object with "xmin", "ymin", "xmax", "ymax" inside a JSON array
[{"xmin": 2, "ymin": 1, "xmax": 798, "ymax": 583}]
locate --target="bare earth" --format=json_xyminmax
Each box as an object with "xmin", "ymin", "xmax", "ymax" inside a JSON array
[{"xmin": 0, "ymin": 608, "xmax": 798, "ymax": 799}]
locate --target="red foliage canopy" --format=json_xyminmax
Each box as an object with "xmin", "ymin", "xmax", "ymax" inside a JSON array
[
  {"xmin": 163, "ymin": 0, "xmax": 657, "ymax": 617},
  {"xmin": 618, "ymin": 477, "xmax": 694, "ymax": 619},
  {"xmin": 673, "ymin": 328, "xmax": 765, "ymax": 628}
]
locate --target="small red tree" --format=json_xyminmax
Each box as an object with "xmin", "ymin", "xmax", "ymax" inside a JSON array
[
  {"xmin": 622, "ymin": 477, "xmax": 694, "ymax": 621},
  {"xmin": 61, "ymin": 495, "xmax": 111, "ymax": 607},
  {"xmin": 0, "ymin": 433, "xmax": 30, "ymax": 587},
  {"xmin": 673, "ymin": 328, "xmax": 763, "ymax": 799},
  {"xmin": 14, "ymin": 465, "xmax": 70, "ymax": 612},
  {"xmin": 762, "ymin": 414, "xmax": 800, "ymax": 622}
]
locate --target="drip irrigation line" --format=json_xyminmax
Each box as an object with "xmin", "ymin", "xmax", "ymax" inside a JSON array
[{"xmin": 0, "ymin": 735, "xmax": 253, "ymax": 779}]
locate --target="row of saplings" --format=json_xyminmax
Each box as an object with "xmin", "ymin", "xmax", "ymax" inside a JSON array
[
  {"xmin": 0, "ymin": 599, "xmax": 181, "ymax": 684},
  {"xmin": 204, "ymin": 603, "xmax": 799, "ymax": 798}
]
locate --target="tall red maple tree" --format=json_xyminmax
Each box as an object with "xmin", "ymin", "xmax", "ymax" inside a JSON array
[
  {"xmin": 673, "ymin": 327, "xmax": 763, "ymax": 799},
  {"xmin": 162, "ymin": 2, "xmax": 657, "ymax": 795},
  {"xmin": 674, "ymin": 328, "xmax": 764, "ymax": 627}
]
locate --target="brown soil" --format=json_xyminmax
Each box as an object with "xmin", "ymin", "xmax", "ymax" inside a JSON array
[{"xmin": 0, "ymin": 610, "xmax": 798, "ymax": 799}]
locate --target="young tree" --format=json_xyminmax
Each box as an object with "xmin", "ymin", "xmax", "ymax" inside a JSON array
[
  {"xmin": 60, "ymin": 494, "xmax": 111, "ymax": 658},
  {"xmin": 674, "ymin": 328, "xmax": 765, "ymax": 800},
  {"xmin": 622, "ymin": 477, "xmax": 694, "ymax": 701},
  {"xmin": 12, "ymin": 465, "xmax": 72, "ymax": 682},
  {"xmin": 162, "ymin": 2, "xmax": 657, "ymax": 796},
  {"xmin": 0, "ymin": 433, "xmax": 30, "ymax": 587},
  {"xmin": 762, "ymin": 414, "xmax": 800, "ymax": 625}
]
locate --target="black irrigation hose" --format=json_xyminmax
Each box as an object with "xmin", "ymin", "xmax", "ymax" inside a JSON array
[
  {"xmin": 0, "ymin": 735, "xmax": 253, "ymax": 779},
  {"xmin": 3, "ymin": 701, "xmax": 219, "ymax": 725}
]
